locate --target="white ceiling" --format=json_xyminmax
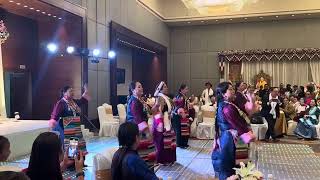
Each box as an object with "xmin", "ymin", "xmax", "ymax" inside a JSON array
[{"xmin": 137, "ymin": 0, "xmax": 320, "ymax": 26}]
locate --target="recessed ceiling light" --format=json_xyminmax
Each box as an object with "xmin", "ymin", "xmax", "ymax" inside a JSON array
[
  {"xmin": 230, "ymin": 19, "xmax": 233, "ymax": 21},
  {"xmin": 23, "ymin": 5, "xmax": 28, "ymax": 8},
  {"xmin": 42, "ymin": 11, "xmax": 46, "ymax": 14},
  {"xmin": 29, "ymin": 7, "xmax": 34, "ymax": 10},
  {"xmin": 307, "ymin": 14, "xmax": 311, "ymax": 16},
  {"xmin": 36, "ymin": 9, "xmax": 40, "ymax": 12},
  {"xmin": 58, "ymin": 17, "xmax": 62, "ymax": 20},
  {"xmin": 244, "ymin": 17, "xmax": 248, "ymax": 20},
  {"xmin": 215, "ymin": 19, "xmax": 219, "ymax": 22},
  {"xmin": 53, "ymin": 15, "xmax": 56, "ymax": 18},
  {"xmin": 259, "ymin": 17, "xmax": 263, "ymax": 19},
  {"xmin": 187, "ymin": 21, "xmax": 191, "ymax": 24},
  {"xmin": 275, "ymin": 16, "xmax": 279, "ymax": 18},
  {"xmin": 9, "ymin": 1, "xmax": 14, "ymax": 3},
  {"xmin": 201, "ymin": 20, "xmax": 204, "ymax": 23},
  {"xmin": 48, "ymin": 14, "xmax": 51, "ymax": 16},
  {"xmin": 291, "ymin": 14, "xmax": 295, "ymax": 17},
  {"xmin": 16, "ymin": 2, "xmax": 21, "ymax": 5}
]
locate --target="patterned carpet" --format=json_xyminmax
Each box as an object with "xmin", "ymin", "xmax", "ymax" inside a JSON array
[{"xmin": 3, "ymin": 136, "xmax": 320, "ymax": 180}]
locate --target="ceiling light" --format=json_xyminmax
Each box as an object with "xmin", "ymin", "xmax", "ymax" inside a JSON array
[
  {"xmin": 92, "ymin": 49, "xmax": 100, "ymax": 57},
  {"xmin": 58, "ymin": 17, "xmax": 62, "ymax": 20},
  {"xmin": 215, "ymin": 19, "xmax": 219, "ymax": 22},
  {"xmin": 259, "ymin": 17, "xmax": 263, "ymax": 19},
  {"xmin": 48, "ymin": 14, "xmax": 51, "ymax": 16},
  {"xmin": 201, "ymin": 20, "xmax": 204, "ymax": 23},
  {"xmin": 16, "ymin": 2, "xmax": 21, "ymax": 5},
  {"xmin": 66, "ymin": 46, "xmax": 75, "ymax": 54},
  {"xmin": 23, "ymin": 5, "xmax": 28, "ymax": 8},
  {"xmin": 53, "ymin": 15, "xmax": 56, "ymax": 18},
  {"xmin": 36, "ymin": 9, "xmax": 40, "ymax": 12},
  {"xmin": 291, "ymin": 14, "xmax": 295, "ymax": 17},
  {"xmin": 187, "ymin": 21, "xmax": 191, "ymax": 24},
  {"xmin": 230, "ymin": 19, "xmax": 233, "ymax": 21},
  {"xmin": 244, "ymin": 17, "xmax": 248, "ymax": 20},
  {"xmin": 307, "ymin": 14, "xmax": 311, "ymax": 16},
  {"xmin": 42, "ymin": 12, "xmax": 46, "ymax": 14},
  {"xmin": 9, "ymin": 1, "xmax": 14, "ymax": 3},
  {"xmin": 108, "ymin": 51, "xmax": 116, "ymax": 59},
  {"xmin": 29, "ymin": 7, "xmax": 34, "ymax": 10},
  {"xmin": 47, "ymin": 43, "xmax": 58, "ymax": 53},
  {"xmin": 275, "ymin": 16, "xmax": 279, "ymax": 18}
]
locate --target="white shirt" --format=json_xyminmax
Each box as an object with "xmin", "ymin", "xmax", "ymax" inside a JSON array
[{"xmin": 201, "ymin": 88, "xmax": 214, "ymax": 105}]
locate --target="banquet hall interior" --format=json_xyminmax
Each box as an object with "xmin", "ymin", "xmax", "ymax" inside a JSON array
[{"xmin": 1, "ymin": 0, "xmax": 320, "ymax": 179}]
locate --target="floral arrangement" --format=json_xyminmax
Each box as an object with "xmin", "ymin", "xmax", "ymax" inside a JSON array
[
  {"xmin": 0, "ymin": 20, "xmax": 9, "ymax": 44},
  {"xmin": 227, "ymin": 162, "xmax": 263, "ymax": 180}
]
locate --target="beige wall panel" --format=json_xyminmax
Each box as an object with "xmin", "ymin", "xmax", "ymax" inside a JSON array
[
  {"xmin": 225, "ymin": 23, "xmax": 245, "ymax": 50},
  {"xmin": 97, "ymin": 0, "xmax": 106, "ymax": 25},
  {"xmin": 243, "ymin": 22, "xmax": 266, "ymax": 49},
  {"xmin": 98, "ymin": 71, "xmax": 109, "ymax": 105},
  {"xmin": 87, "ymin": 0, "xmax": 97, "ymax": 20},
  {"xmin": 207, "ymin": 52, "xmax": 219, "ymax": 79},
  {"xmin": 171, "ymin": 28, "xmax": 190, "ymax": 53},
  {"xmin": 207, "ymin": 25, "xmax": 226, "ymax": 51},
  {"xmin": 190, "ymin": 53, "xmax": 207, "ymax": 79},
  {"xmin": 110, "ymin": 0, "xmax": 121, "ymax": 23},
  {"xmin": 190, "ymin": 27, "xmax": 208, "ymax": 52},
  {"xmin": 172, "ymin": 53, "xmax": 190, "ymax": 80}
]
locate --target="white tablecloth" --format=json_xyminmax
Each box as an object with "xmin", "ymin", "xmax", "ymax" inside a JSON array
[{"xmin": 0, "ymin": 119, "xmax": 49, "ymax": 160}]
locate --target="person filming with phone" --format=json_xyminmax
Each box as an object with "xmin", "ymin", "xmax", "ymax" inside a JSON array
[{"xmin": 24, "ymin": 132, "xmax": 85, "ymax": 180}]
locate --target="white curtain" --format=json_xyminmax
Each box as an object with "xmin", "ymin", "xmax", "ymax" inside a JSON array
[
  {"xmin": 0, "ymin": 45, "xmax": 7, "ymax": 117},
  {"xmin": 241, "ymin": 60, "xmax": 310, "ymax": 86},
  {"xmin": 222, "ymin": 61, "xmax": 229, "ymax": 82},
  {"xmin": 309, "ymin": 60, "xmax": 320, "ymax": 84}
]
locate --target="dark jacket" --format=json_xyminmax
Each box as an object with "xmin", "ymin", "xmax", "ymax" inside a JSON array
[{"xmin": 260, "ymin": 93, "xmax": 281, "ymax": 119}]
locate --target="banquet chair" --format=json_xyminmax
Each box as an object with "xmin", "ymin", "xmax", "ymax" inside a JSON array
[
  {"xmin": 93, "ymin": 147, "xmax": 118, "ymax": 180},
  {"xmin": 250, "ymin": 117, "xmax": 268, "ymax": 140},
  {"xmin": 117, "ymin": 104, "xmax": 126, "ymax": 124},
  {"xmin": 287, "ymin": 120, "xmax": 298, "ymax": 136},
  {"xmin": 190, "ymin": 105, "xmax": 200, "ymax": 137},
  {"xmin": 315, "ymin": 116, "xmax": 320, "ymax": 139},
  {"xmin": 97, "ymin": 104, "xmax": 119, "ymax": 137},
  {"xmin": 196, "ymin": 105, "xmax": 216, "ymax": 139}
]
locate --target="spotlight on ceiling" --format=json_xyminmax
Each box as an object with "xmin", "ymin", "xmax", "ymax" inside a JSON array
[
  {"xmin": 47, "ymin": 43, "xmax": 58, "ymax": 53},
  {"xmin": 92, "ymin": 49, "xmax": 100, "ymax": 57},
  {"xmin": 66, "ymin": 46, "xmax": 75, "ymax": 54},
  {"xmin": 108, "ymin": 50, "xmax": 116, "ymax": 59}
]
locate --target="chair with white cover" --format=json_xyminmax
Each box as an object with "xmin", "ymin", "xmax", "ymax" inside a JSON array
[
  {"xmin": 315, "ymin": 116, "xmax": 320, "ymax": 139},
  {"xmin": 190, "ymin": 105, "xmax": 200, "ymax": 137},
  {"xmin": 250, "ymin": 117, "xmax": 268, "ymax": 140},
  {"xmin": 196, "ymin": 105, "xmax": 216, "ymax": 139},
  {"xmin": 117, "ymin": 104, "xmax": 126, "ymax": 124},
  {"xmin": 93, "ymin": 147, "xmax": 118, "ymax": 180},
  {"xmin": 97, "ymin": 104, "xmax": 119, "ymax": 137}
]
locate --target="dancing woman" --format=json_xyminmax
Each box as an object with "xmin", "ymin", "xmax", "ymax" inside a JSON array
[
  {"xmin": 172, "ymin": 84, "xmax": 193, "ymax": 148},
  {"xmin": 49, "ymin": 85, "xmax": 89, "ymax": 152},
  {"xmin": 211, "ymin": 82, "xmax": 256, "ymax": 180},
  {"xmin": 126, "ymin": 81, "xmax": 155, "ymax": 168},
  {"xmin": 152, "ymin": 81, "xmax": 176, "ymax": 164}
]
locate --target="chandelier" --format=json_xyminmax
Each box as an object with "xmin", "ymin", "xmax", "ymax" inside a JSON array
[
  {"xmin": 0, "ymin": 20, "xmax": 9, "ymax": 44},
  {"xmin": 182, "ymin": 0, "xmax": 259, "ymax": 14}
]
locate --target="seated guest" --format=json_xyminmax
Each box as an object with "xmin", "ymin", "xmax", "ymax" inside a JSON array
[
  {"xmin": 0, "ymin": 136, "xmax": 10, "ymax": 162},
  {"xmin": 26, "ymin": 132, "xmax": 84, "ymax": 180},
  {"xmin": 298, "ymin": 86, "xmax": 305, "ymax": 99},
  {"xmin": 281, "ymin": 97, "xmax": 296, "ymax": 121},
  {"xmin": 208, "ymin": 95, "xmax": 216, "ymax": 107},
  {"xmin": 294, "ymin": 99, "xmax": 320, "ymax": 139},
  {"xmin": 296, "ymin": 98, "xmax": 308, "ymax": 114},
  {"xmin": 0, "ymin": 136, "xmax": 29, "ymax": 180},
  {"xmin": 111, "ymin": 122, "xmax": 158, "ymax": 180},
  {"xmin": 305, "ymin": 91, "xmax": 313, "ymax": 105},
  {"xmin": 290, "ymin": 96, "xmax": 300, "ymax": 110},
  {"xmin": 235, "ymin": 81, "xmax": 256, "ymax": 116}
]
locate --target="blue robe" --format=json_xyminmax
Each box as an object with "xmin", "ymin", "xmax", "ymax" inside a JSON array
[{"xmin": 294, "ymin": 106, "xmax": 320, "ymax": 139}]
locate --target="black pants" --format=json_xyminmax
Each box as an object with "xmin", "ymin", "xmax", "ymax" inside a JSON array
[
  {"xmin": 265, "ymin": 115, "xmax": 276, "ymax": 140},
  {"xmin": 172, "ymin": 114, "xmax": 182, "ymax": 147}
]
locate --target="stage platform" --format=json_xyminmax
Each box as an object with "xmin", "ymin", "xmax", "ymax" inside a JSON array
[{"xmin": 0, "ymin": 119, "xmax": 49, "ymax": 160}]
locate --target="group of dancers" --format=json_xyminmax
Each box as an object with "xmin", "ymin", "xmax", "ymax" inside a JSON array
[{"xmin": 47, "ymin": 80, "xmax": 257, "ymax": 180}]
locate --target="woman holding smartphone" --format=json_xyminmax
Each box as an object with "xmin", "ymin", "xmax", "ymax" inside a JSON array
[{"xmin": 25, "ymin": 132, "xmax": 85, "ymax": 180}]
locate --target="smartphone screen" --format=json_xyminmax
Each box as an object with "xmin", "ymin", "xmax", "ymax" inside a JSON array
[{"xmin": 68, "ymin": 138, "xmax": 79, "ymax": 158}]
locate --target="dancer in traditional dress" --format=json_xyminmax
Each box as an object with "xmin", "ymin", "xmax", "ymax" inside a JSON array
[
  {"xmin": 126, "ymin": 81, "xmax": 155, "ymax": 168},
  {"xmin": 172, "ymin": 84, "xmax": 193, "ymax": 148},
  {"xmin": 152, "ymin": 81, "xmax": 176, "ymax": 165},
  {"xmin": 49, "ymin": 85, "xmax": 89, "ymax": 153},
  {"xmin": 212, "ymin": 82, "xmax": 255, "ymax": 180}
]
